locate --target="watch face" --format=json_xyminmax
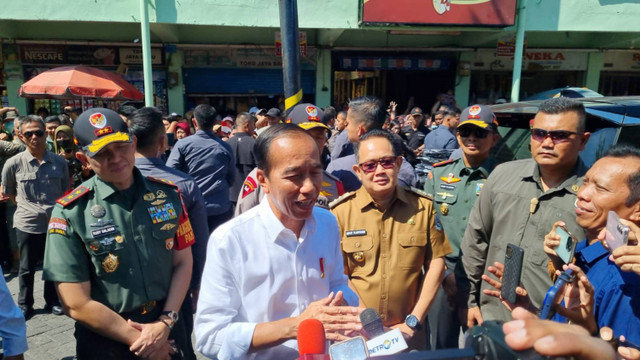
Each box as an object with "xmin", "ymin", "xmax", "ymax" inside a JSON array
[{"xmin": 406, "ymin": 315, "xmax": 418, "ymax": 328}]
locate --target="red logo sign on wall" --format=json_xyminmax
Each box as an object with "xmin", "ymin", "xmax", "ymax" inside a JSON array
[{"xmin": 362, "ymin": 0, "xmax": 516, "ymax": 26}]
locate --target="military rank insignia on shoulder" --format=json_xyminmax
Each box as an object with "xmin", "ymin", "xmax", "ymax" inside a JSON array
[
  {"xmin": 147, "ymin": 176, "xmax": 177, "ymax": 188},
  {"xmin": 432, "ymin": 159, "xmax": 454, "ymax": 168},
  {"xmin": 328, "ymin": 191, "xmax": 355, "ymax": 209},
  {"xmin": 56, "ymin": 186, "xmax": 90, "ymax": 207},
  {"xmin": 406, "ymin": 187, "xmax": 433, "ymax": 200}
]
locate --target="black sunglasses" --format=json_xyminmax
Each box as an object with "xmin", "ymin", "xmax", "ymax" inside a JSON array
[
  {"xmin": 530, "ymin": 128, "xmax": 579, "ymax": 143},
  {"xmin": 358, "ymin": 156, "xmax": 398, "ymax": 173},
  {"xmin": 22, "ymin": 130, "xmax": 45, "ymax": 138},
  {"xmin": 457, "ymin": 126, "xmax": 491, "ymax": 138}
]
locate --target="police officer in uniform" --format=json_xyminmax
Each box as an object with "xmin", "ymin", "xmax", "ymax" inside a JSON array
[
  {"xmin": 423, "ymin": 104, "xmax": 501, "ymax": 349},
  {"xmin": 330, "ymin": 129, "xmax": 451, "ymax": 350},
  {"xmin": 235, "ymin": 103, "xmax": 344, "ymax": 215},
  {"xmin": 43, "ymin": 108, "xmax": 194, "ymax": 360}
]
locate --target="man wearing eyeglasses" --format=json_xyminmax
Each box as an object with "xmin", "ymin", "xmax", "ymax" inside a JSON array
[
  {"xmin": 423, "ymin": 104, "xmax": 501, "ymax": 349},
  {"xmin": 330, "ymin": 129, "xmax": 451, "ymax": 350},
  {"xmin": 1, "ymin": 115, "xmax": 69, "ymax": 319},
  {"xmin": 458, "ymin": 97, "xmax": 589, "ymax": 328}
]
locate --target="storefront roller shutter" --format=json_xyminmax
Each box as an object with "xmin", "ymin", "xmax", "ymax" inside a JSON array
[{"xmin": 183, "ymin": 68, "xmax": 316, "ymax": 95}]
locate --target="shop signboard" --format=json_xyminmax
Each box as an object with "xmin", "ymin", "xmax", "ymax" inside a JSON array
[
  {"xmin": 119, "ymin": 47, "xmax": 163, "ymax": 65},
  {"xmin": 20, "ymin": 44, "xmax": 120, "ymax": 65},
  {"xmin": 183, "ymin": 47, "xmax": 316, "ymax": 70},
  {"xmin": 337, "ymin": 55, "xmax": 450, "ymax": 71},
  {"xmin": 602, "ymin": 52, "xmax": 640, "ymax": 71},
  {"xmin": 362, "ymin": 0, "xmax": 516, "ymax": 26},
  {"xmin": 470, "ymin": 49, "xmax": 588, "ymax": 71}
]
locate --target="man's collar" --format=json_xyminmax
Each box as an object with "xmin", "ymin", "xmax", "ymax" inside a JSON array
[
  {"xmin": 24, "ymin": 149, "xmax": 51, "ymax": 163},
  {"xmin": 134, "ymin": 156, "xmax": 164, "ymax": 167},
  {"xmin": 576, "ymin": 239, "xmax": 609, "ymax": 267},
  {"xmin": 457, "ymin": 157, "xmax": 495, "ymax": 177},
  {"xmin": 520, "ymin": 158, "xmax": 585, "ymax": 194},
  {"xmin": 258, "ymin": 196, "xmax": 314, "ymax": 242},
  {"xmin": 353, "ymin": 185, "xmax": 407, "ymax": 210},
  {"xmin": 94, "ymin": 167, "xmax": 145, "ymax": 200}
]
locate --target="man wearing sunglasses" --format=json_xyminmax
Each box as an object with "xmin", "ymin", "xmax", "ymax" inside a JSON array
[
  {"xmin": 458, "ymin": 97, "xmax": 589, "ymax": 328},
  {"xmin": 1, "ymin": 115, "xmax": 69, "ymax": 319},
  {"xmin": 423, "ymin": 104, "xmax": 500, "ymax": 349},
  {"xmin": 331, "ymin": 129, "xmax": 451, "ymax": 350}
]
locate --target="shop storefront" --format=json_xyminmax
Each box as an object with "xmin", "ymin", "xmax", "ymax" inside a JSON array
[
  {"xmin": 11, "ymin": 43, "xmax": 167, "ymax": 114},
  {"xmin": 469, "ymin": 49, "xmax": 589, "ymax": 103},
  {"xmin": 332, "ymin": 51, "xmax": 456, "ymax": 111},
  {"xmin": 600, "ymin": 51, "xmax": 640, "ymax": 96},
  {"xmin": 181, "ymin": 46, "xmax": 316, "ymax": 115}
]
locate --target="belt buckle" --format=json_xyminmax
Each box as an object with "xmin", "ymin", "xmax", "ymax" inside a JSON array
[{"xmin": 140, "ymin": 300, "xmax": 156, "ymax": 315}]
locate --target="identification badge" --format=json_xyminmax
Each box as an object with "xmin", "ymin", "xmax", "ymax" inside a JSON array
[
  {"xmin": 91, "ymin": 225, "xmax": 117, "ymax": 238},
  {"xmin": 440, "ymin": 184, "xmax": 456, "ymax": 191},
  {"xmin": 346, "ymin": 229, "xmax": 367, "ymax": 237},
  {"xmin": 476, "ymin": 183, "xmax": 484, "ymax": 196}
]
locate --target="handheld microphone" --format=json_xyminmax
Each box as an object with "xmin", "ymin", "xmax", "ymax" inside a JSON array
[
  {"xmin": 297, "ymin": 319, "xmax": 329, "ymax": 360},
  {"xmin": 359, "ymin": 308, "xmax": 408, "ymax": 357}
]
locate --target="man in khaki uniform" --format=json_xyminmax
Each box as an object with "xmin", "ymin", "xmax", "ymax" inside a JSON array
[{"xmin": 330, "ymin": 129, "xmax": 451, "ymax": 350}]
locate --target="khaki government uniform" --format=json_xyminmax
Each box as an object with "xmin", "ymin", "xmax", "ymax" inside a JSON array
[
  {"xmin": 330, "ymin": 186, "xmax": 451, "ymax": 349},
  {"xmin": 43, "ymin": 169, "xmax": 193, "ymax": 358}
]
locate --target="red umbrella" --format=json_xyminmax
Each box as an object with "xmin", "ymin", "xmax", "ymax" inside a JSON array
[{"xmin": 19, "ymin": 65, "xmax": 144, "ymax": 101}]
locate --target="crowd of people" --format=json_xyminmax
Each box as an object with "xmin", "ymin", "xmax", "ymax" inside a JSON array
[{"xmin": 0, "ymin": 94, "xmax": 639, "ymax": 360}]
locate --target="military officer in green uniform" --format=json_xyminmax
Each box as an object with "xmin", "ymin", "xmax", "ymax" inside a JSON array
[
  {"xmin": 423, "ymin": 104, "xmax": 500, "ymax": 349},
  {"xmin": 43, "ymin": 108, "xmax": 194, "ymax": 360}
]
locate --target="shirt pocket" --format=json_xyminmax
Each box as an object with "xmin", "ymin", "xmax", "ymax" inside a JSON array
[
  {"xmin": 398, "ymin": 232, "xmax": 428, "ymax": 270},
  {"xmin": 16, "ymin": 172, "xmax": 38, "ymax": 199},
  {"xmin": 342, "ymin": 235, "xmax": 375, "ymax": 277}
]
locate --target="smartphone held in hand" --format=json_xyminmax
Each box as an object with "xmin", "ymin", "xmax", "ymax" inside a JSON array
[{"xmin": 605, "ymin": 210, "xmax": 629, "ymax": 252}]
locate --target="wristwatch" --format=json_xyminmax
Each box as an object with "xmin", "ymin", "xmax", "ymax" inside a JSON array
[
  {"xmin": 160, "ymin": 310, "xmax": 180, "ymax": 329},
  {"xmin": 404, "ymin": 314, "xmax": 422, "ymax": 331}
]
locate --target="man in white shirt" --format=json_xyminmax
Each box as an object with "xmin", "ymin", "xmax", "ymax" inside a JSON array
[{"xmin": 195, "ymin": 123, "xmax": 361, "ymax": 360}]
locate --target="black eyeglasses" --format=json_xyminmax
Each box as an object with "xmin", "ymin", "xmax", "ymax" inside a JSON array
[
  {"xmin": 530, "ymin": 128, "xmax": 579, "ymax": 143},
  {"xmin": 358, "ymin": 156, "xmax": 398, "ymax": 173},
  {"xmin": 22, "ymin": 130, "xmax": 45, "ymax": 138},
  {"xmin": 458, "ymin": 126, "xmax": 491, "ymax": 138}
]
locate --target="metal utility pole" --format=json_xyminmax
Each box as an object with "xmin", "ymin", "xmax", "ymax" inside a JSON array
[
  {"xmin": 278, "ymin": 0, "xmax": 302, "ymax": 111},
  {"xmin": 510, "ymin": 0, "xmax": 527, "ymax": 102},
  {"xmin": 139, "ymin": 0, "xmax": 154, "ymax": 106}
]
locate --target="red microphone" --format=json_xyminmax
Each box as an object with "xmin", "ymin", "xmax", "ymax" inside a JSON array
[{"xmin": 297, "ymin": 318, "xmax": 329, "ymax": 360}]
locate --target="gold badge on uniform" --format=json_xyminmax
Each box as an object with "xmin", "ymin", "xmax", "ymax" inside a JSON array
[
  {"xmin": 143, "ymin": 192, "xmax": 156, "ymax": 201},
  {"xmin": 440, "ymin": 203, "xmax": 449, "ymax": 216},
  {"xmin": 102, "ymin": 253, "xmax": 119, "ymax": 273},
  {"xmin": 151, "ymin": 199, "xmax": 166, "ymax": 206},
  {"xmin": 156, "ymin": 190, "xmax": 167, "ymax": 199},
  {"xmin": 160, "ymin": 223, "xmax": 177, "ymax": 231},
  {"xmin": 353, "ymin": 251, "xmax": 365, "ymax": 262},
  {"xmin": 115, "ymin": 235, "xmax": 124, "ymax": 244},
  {"xmin": 571, "ymin": 184, "xmax": 579, "ymax": 192},
  {"xmin": 408, "ymin": 218, "xmax": 416, "ymax": 225},
  {"xmin": 165, "ymin": 238, "xmax": 174, "ymax": 250}
]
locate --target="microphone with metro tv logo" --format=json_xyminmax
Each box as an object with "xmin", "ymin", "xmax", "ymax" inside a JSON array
[
  {"xmin": 360, "ymin": 308, "xmax": 408, "ymax": 357},
  {"xmin": 297, "ymin": 318, "xmax": 330, "ymax": 360}
]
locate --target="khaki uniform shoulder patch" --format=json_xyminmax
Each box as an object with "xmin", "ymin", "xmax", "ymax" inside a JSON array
[
  {"xmin": 56, "ymin": 186, "xmax": 91, "ymax": 207},
  {"xmin": 328, "ymin": 191, "xmax": 356, "ymax": 209},
  {"xmin": 406, "ymin": 186, "xmax": 433, "ymax": 200}
]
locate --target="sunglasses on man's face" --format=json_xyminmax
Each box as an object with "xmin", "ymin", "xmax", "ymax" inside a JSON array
[
  {"xmin": 22, "ymin": 130, "xmax": 45, "ymax": 138},
  {"xmin": 457, "ymin": 126, "xmax": 491, "ymax": 139},
  {"xmin": 530, "ymin": 128, "xmax": 579, "ymax": 143},
  {"xmin": 358, "ymin": 156, "xmax": 398, "ymax": 173}
]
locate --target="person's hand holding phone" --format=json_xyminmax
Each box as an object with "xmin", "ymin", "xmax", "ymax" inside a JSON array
[
  {"xmin": 609, "ymin": 219, "xmax": 640, "ymax": 276},
  {"xmin": 553, "ymin": 264, "xmax": 597, "ymax": 335},
  {"xmin": 481, "ymin": 261, "xmax": 536, "ymax": 313},
  {"xmin": 544, "ymin": 221, "xmax": 568, "ymax": 271}
]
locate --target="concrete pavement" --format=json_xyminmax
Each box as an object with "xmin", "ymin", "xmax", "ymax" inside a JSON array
[{"xmin": 2, "ymin": 270, "xmax": 207, "ymax": 360}]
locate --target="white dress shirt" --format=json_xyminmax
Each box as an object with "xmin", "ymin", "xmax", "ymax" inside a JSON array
[{"xmin": 195, "ymin": 197, "xmax": 358, "ymax": 360}]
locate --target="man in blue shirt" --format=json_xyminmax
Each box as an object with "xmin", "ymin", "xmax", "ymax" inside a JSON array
[
  {"xmin": 167, "ymin": 104, "xmax": 235, "ymax": 233},
  {"xmin": 545, "ymin": 144, "xmax": 640, "ymax": 345},
  {"xmin": 423, "ymin": 110, "xmax": 459, "ymax": 151},
  {"xmin": 129, "ymin": 107, "xmax": 210, "ymax": 360},
  {"xmin": 0, "ymin": 268, "xmax": 28, "ymax": 359}
]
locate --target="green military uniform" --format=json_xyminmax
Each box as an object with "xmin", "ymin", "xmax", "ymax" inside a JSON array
[
  {"xmin": 423, "ymin": 157, "xmax": 496, "ymax": 268},
  {"xmin": 43, "ymin": 168, "xmax": 186, "ymax": 314}
]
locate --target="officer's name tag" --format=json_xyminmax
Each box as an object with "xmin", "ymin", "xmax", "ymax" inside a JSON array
[
  {"xmin": 440, "ymin": 184, "xmax": 456, "ymax": 191},
  {"xmin": 91, "ymin": 225, "xmax": 117, "ymax": 238},
  {"xmin": 346, "ymin": 229, "xmax": 367, "ymax": 237}
]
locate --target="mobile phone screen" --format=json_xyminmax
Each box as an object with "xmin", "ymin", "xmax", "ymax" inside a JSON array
[
  {"xmin": 555, "ymin": 226, "xmax": 576, "ymax": 264},
  {"xmin": 605, "ymin": 210, "xmax": 629, "ymax": 252}
]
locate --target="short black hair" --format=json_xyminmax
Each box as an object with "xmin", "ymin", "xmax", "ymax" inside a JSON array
[
  {"xmin": 354, "ymin": 129, "xmax": 403, "ymax": 163},
  {"xmin": 538, "ymin": 97, "xmax": 586, "ymax": 133},
  {"xmin": 129, "ymin": 107, "xmax": 165, "ymax": 152},
  {"xmin": 194, "ymin": 104, "xmax": 217, "ymax": 130},
  {"xmin": 323, "ymin": 106, "xmax": 337, "ymax": 125},
  {"xmin": 118, "ymin": 105, "xmax": 138, "ymax": 120},
  {"xmin": 36, "ymin": 107, "xmax": 49, "ymax": 117},
  {"xmin": 255, "ymin": 123, "xmax": 310, "ymax": 175},
  {"xmin": 18, "ymin": 115, "xmax": 45, "ymax": 130},
  {"xmin": 44, "ymin": 115, "xmax": 61, "ymax": 125},
  {"xmin": 604, "ymin": 144, "xmax": 640, "ymax": 207},
  {"xmin": 348, "ymin": 96, "xmax": 386, "ymax": 132}
]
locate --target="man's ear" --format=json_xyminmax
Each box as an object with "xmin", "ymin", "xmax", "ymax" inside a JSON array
[
  {"xmin": 192, "ymin": 118, "xmax": 199, "ymax": 132},
  {"xmin": 256, "ymin": 168, "xmax": 269, "ymax": 194},
  {"xmin": 75, "ymin": 151, "xmax": 89, "ymax": 166},
  {"xmin": 579, "ymin": 132, "xmax": 591, "ymax": 151},
  {"xmin": 628, "ymin": 201, "xmax": 640, "ymax": 223},
  {"xmin": 394, "ymin": 155, "xmax": 403, "ymax": 168},
  {"xmin": 353, "ymin": 163, "xmax": 364, "ymax": 182},
  {"xmin": 356, "ymin": 124, "xmax": 366, "ymax": 139}
]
